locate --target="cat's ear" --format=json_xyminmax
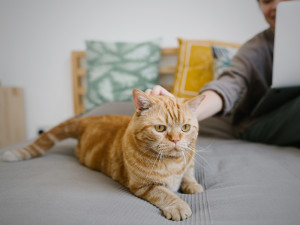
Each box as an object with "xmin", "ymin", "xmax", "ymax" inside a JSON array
[
  {"xmin": 132, "ymin": 89, "xmax": 154, "ymax": 114},
  {"xmin": 185, "ymin": 95, "xmax": 205, "ymax": 113}
]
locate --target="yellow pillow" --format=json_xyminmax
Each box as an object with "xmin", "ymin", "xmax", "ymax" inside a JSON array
[{"xmin": 172, "ymin": 39, "xmax": 214, "ymax": 98}]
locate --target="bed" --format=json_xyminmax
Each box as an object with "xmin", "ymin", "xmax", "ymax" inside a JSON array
[{"xmin": 1, "ymin": 45, "xmax": 300, "ymax": 225}]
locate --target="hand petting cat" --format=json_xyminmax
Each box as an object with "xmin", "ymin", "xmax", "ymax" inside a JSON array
[{"xmin": 145, "ymin": 85, "xmax": 174, "ymax": 97}]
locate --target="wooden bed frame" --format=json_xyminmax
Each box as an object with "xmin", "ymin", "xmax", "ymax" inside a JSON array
[{"xmin": 71, "ymin": 48, "xmax": 178, "ymax": 115}]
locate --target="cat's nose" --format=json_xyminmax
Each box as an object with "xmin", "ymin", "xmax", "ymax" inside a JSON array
[{"xmin": 172, "ymin": 138, "xmax": 180, "ymax": 144}]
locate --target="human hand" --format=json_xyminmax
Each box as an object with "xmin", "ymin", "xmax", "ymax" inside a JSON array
[{"xmin": 145, "ymin": 85, "xmax": 174, "ymax": 97}]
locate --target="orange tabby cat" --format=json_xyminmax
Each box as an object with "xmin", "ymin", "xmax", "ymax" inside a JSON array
[{"xmin": 2, "ymin": 89, "xmax": 204, "ymax": 221}]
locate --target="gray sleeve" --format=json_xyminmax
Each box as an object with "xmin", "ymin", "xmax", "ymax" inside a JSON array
[{"xmin": 200, "ymin": 43, "xmax": 255, "ymax": 114}]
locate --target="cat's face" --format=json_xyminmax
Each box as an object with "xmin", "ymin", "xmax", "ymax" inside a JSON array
[{"xmin": 131, "ymin": 89, "xmax": 204, "ymax": 158}]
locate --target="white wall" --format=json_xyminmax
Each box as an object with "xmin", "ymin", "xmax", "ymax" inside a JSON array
[{"xmin": 0, "ymin": 0, "xmax": 268, "ymax": 139}]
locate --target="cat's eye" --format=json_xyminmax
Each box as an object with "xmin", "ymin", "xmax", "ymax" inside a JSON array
[
  {"xmin": 154, "ymin": 125, "xmax": 167, "ymax": 132},
  {"xmin": 181, "ymin": 124, "xmax": 191, "ymax": 132}
]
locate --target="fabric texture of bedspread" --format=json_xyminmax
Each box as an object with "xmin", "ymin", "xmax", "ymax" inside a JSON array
[{"xmin": 1, "ymin": 102, "xmax": 300, "ymax": 225}]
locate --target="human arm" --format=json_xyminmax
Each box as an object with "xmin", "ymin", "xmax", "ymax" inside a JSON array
[
  {"xmin": 146, "ymin": 30, "xmax": 273, "ymax": 124},
  {"xmin": 195, "ymin": 90, "xmax": 223, "ymax": 121}
]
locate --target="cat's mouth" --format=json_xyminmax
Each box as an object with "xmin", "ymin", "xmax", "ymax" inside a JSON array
[
  {"xmin": 160, "ymin": 146, "xmax": 184, "ymax": 158},
  {"xmin": 149, "ymin": 143, "xmax": 187, "ymax": 158}
]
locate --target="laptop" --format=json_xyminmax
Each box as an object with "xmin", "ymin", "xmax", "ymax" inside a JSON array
[{"xmin": 251, "ymin": 1, "xmax": 300, "ymax": 117}]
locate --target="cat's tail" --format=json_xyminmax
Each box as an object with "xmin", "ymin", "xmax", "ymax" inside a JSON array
[{"xmin": 2, "ymin": 118, "xmax": 82, "ymax": 162}]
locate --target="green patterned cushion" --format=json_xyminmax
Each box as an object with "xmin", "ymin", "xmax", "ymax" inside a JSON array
[{"xmin": 85, "ymin": 39, "xmax": 161, "ymax": 111}]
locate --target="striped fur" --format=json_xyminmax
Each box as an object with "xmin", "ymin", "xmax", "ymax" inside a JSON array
[{"xmin": 2, "ymin": 89, "xmax": 204, "ymax": 221}]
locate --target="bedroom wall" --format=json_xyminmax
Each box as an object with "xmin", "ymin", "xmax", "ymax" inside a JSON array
[{"xmin": 0, "ymin": 0, "xmax": 268, "ymax": 139}]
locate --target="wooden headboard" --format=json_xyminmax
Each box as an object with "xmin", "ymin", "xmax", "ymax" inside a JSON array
[{"xmin": 71, "ymin": 48, "xmax": 178, "ymax": 115}]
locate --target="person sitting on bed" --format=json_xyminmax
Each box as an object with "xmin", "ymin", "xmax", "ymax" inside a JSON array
[{"xmin": 146, "ymin": 0, "xmax": 300, "ymax": 148}]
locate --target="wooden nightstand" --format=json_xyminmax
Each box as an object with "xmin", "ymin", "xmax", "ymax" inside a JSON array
[{"xmin": 0, "ymin": 87, "xmax": 26, "ymax": 148}]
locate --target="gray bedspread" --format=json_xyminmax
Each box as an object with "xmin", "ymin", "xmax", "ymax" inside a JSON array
[{"xmin": 1, "ymin": 102, "xmax": 300, "ymax": 225}]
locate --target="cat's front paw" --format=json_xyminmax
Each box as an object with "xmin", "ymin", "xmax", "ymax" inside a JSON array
[
  {"xmin": 181, "ymin": 183, "xmax": 204, "ymax": 194},
  {"xmin": 162, "ymin": 201, "xmax": 192, "ymax": 221}
]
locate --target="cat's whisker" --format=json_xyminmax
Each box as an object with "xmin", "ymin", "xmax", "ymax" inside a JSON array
[
  {"xmin": 183, "ymin": 142, "xmax": 209, "ymax": 153},
  {"xmin": 185, "ymin": 145, "xmax": 209, "ymax": 160},
  {"xmin": 184, "ymin": 150, "xmax": 202, "ymax": 166},
  {"xmin": 186, "ymin": 152, "xmax": 206, "ymax": 169},
  {"xmin": 191, "ymin": 148, "xmax": 210, "ymax": 163},
  {"xmin": 189, "ymin": 149, "xmax": 210, "ymax": 167},
  {"xmin": 195, "ymin": 142, "xmax": 214, "ymax": 153},
  {"xmin": 177, "ymin": 143, "xmax": 201, "ymax": 166},
  {"xmin": 182, "ymin": 151, "xmax": 187, "ymax": 165},
  {"xmin": 184, "ymin": 149, "xmax": 210, "ymax": 170},
  {"xmin": 152, "ymin": 143, "xmax": 170, "ymax": 153},
  {"xmin": 193, "ymin": 154, "xmax": 212, "ymax": 171},
  {"xmin": 158, "ymin": 151, "xmax": 163, "ymax": 168}
]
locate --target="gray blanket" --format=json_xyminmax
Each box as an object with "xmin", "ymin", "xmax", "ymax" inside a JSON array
[{"xmin": 1, "ymin": 102, "xmax": 300, "ymax": 225}]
